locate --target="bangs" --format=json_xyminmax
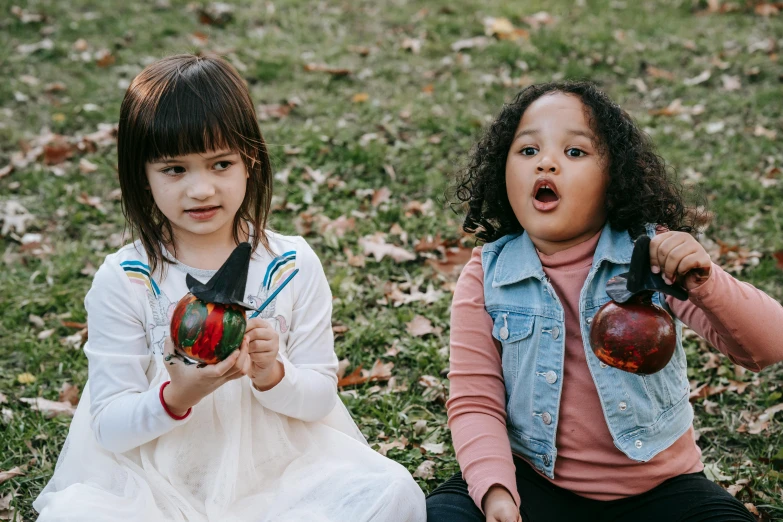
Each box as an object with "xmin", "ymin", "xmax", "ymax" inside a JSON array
[{"xmin": 138, "ymin": 61, "xmax": 257, "ymax": 163}]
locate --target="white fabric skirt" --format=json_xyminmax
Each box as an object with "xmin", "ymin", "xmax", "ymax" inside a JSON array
[{"xmin": 34, "ymin": 377, "xmax": 426, "ymax": 522}]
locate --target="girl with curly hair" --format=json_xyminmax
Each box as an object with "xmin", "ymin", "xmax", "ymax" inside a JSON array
[{"xmin": 426, "ymin": 82, "xmax": 783, "ymax": 522}]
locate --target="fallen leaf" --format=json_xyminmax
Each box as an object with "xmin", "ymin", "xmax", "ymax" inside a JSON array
[
  {"xmin": 376, "ymin": 437, "xmax": 408, "ymax": 456},
  {"xmin": 774, "ymin": 251, "xmax": 783, "ymax": 270},
  {"xmin": 451, "ymin": 36, "xmax": 491, "ymax": 52},
  {"xmin": 20, "ymin": 397, "xmax": 76, "ymax": 418},
  {"xmin": 744, "ymin": 503, "xmax": 759, "ymax": 516},
  {"xmin": 58, "ymin": 382, "xmax": 80, "ymax": 406},
  {"xmin": 0, "ymin": 394, "xmax": 5, "ymax": 405},
  {"xmin": 755, "ymin": 4, "xmax": 779, "ymax": 16},
  {"xmin": 720, "ymin": 74, "xmax": 741, "ymax": 91},
  {"xmin": 371, "ymin": 187, "xmax": 391, "ymax": 207},
  {"xmin": 197, "ymin": 2, "xmax": 234, "ymax": 26},
  {"xmin": 644, "ymin": 64, "xmax": 675, "ymax": 81},
  {"xmin": 95, "ymin": 49, "xmax": 115, "ymax": 68},
  {"xmin": 257, "ymin": 103, "xmax": 292, "ymax": 121},
  {"xmin": 421, "ymin": 442, "xmax": 445, "ymax": 454},
  {"xmin": 649, "ymin": 99, "xmax": 704, "ymax": 117},
  {"xmin": 412, "ymin": 460, "xmax": 436, "ymax": 479},
  {"xmin": 754, "ymin": 125, "xmax": 777, "ymax": 140},
  {"xmin": 351, "ymin": 92, "xmax": 369, "ymax": 103},
  {"xmin": 304, "ymin": 63, "xmax": 352, "ymax": 76},
  {"xmin": 359, "ymin": 233, "xmax": 416, "ymax": 263},
  {"xmin": 0, "ymin": 165, "xmax": 12, "ymax": 179},
  {"xmin": 683, "ymin": 70, "xmax": 711, "ymax": 86},
  {"xmin": 0, "ymin": 468, "xmax": 24, "ymax": 485},
  {"xmin": 17, "ymin": 373, "xmax": 36, "ymax": 385},
  {"xmin": 337, "ymin": 360, "xmax": 394, "ymax": 388},
  {"xmin": 483, "ymin": 17, "xmax": 528, "ymax": 40},
  {"xmin": 401, "ymin": 38, "xmax": 422, "ymax": 54},
  {"xmin": 43, "ymin": 137, "xmax": 73, "ymax": 165},
  {"xmin": 427, "ymin": 246, "xmax": 473, "ymax": 279},
  {"xmin": 703, "ymin": 462, "xmax": 732, "ymax": 482},
  {"xmin": 406, "ymin": 315, "xmax": 436, "ymax": 337},
  {"xmin": 522, "ymin": 11, "xmax": 556, "ymax": 30}
]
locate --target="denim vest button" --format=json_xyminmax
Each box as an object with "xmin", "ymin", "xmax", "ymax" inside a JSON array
[
  {"xmin": 635, "ymin": 440, "xmax": 643, "ymax": 449},
  {"xmin": 499, "ymin": 326, "xmax": 509, "ymax": 340},
  {"xmin": 545, "ymin": 371, "xmax": 557, "ymax": 384},
  {"xmin": 599, "ymin": 362, "xmax": 608, "ymax": 368},
  {"xmin": 619, "ymin": 401, "xmax": 627, "ymax": 411},
  {"xmin": 551, "ymin": 326, "xmax": 560, "ymax": 340},
  {"xmin": 586, "ymin": 317, "xmax": 592, "ymax": 325},
  {"xmin": 543, "ymin": 454, "xmax": 551, "ymax": 466},
  {"xmin": 541, "ymin": 412, "xmax": 552, "ymax": 425}
]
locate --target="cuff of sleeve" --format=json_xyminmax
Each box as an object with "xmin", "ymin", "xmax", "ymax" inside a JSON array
[
  {"xmin": 471, "ymin": 472, "xmax": 521, "ymax": 514},
  {"xmin": 159, "ymin": 381, "xmax": 192, "ymax": 421},
  {"xmin": 250, "ymin": 353, "xmax": 297, "ymax": 406},
  {"xmin": 686, "ymin": 262, "xmax": 720, "ymax": 305}
]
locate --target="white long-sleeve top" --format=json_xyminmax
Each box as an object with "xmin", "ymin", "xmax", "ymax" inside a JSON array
[{"xmin": 86, "ymin": 231, "xmax": 339, "ymax": 453}]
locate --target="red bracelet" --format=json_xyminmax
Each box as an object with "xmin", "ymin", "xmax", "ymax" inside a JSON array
[{"xmin": 159, "ymin": 381, "xmax": 191, "ymax": 420}]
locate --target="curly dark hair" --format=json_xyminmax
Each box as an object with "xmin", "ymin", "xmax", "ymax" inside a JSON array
[{"xmin": 454, "ymin": 81, "xmax": 703, "ymax": 243}]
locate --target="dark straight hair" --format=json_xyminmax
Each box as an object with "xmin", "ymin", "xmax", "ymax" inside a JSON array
[{"xmin": 117, "ymin": 54, "xmax": 273, "ymax": 277}]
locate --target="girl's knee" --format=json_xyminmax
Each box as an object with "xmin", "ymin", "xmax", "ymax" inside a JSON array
[
  {"xmin": 426, "ymin": 492, "xmax": 484, "ymax": 522},
  {"xmin": 679, "ymin": 495, "xmax": 757, "ymax": 522}
]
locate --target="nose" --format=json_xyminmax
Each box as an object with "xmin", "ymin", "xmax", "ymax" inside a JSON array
[
  {"xmin": 186, "ymin": 170, "xmax": 216, "ymax": 200},
  {"xmin": 536, "ymin": 154, "xmax": 559, "ymax": 174}
]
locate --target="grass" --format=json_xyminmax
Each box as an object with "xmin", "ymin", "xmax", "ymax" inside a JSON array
[{"xmin": 1, "ymin": 0, "xmax": 782, "ymax": 519}]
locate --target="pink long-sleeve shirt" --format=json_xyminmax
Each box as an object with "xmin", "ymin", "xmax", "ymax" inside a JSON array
[{"xmin": 447, "ymin": 230, "xmax": 783, "ymax": 511}]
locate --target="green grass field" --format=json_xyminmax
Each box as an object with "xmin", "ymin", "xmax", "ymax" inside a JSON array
[{"xmin": 1, "ymin": 0, "xmax": 782, "ymax": 519}]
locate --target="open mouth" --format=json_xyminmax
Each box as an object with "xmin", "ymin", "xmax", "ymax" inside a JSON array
[
  {"xmin": 186, "ymin": 206, "xmax": 221, "ymax": 219},
  {"xmin": 532, "ymin": 179, "xmax": 560, "ymax": 211}
]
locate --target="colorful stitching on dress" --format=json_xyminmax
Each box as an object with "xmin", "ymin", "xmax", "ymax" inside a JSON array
[
  {"xmin": 120, "ymin": 260, "xmax": 161, "ymax": 297},
  {"xmin": 262, "ymin": 251, "xmax": 296, "ymax": 291}
]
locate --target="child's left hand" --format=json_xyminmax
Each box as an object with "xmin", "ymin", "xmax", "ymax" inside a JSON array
[
  {"xmin": 649, "ymin": 231, "xmax": 712, "ymax": 291},
  {"xmin": 245, "ymin": 317, "xmax": 285, "ymax": 391}
]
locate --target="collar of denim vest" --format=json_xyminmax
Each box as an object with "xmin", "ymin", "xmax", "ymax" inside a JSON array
[{"xmin": 491, "ymin": 221, "xmax": 636, "ymax": 288}]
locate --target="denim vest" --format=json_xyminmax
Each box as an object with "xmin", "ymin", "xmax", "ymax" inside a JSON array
[{"xmin": 482, "ymin": 222, "xmax": 693, "ymax": 478}]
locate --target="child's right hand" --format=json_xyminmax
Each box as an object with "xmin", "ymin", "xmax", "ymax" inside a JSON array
[
  {"xmin": 161, "ymin": 336, "xmax": 251, "ymax": 416},
  {"xmin": 483, "ymin": 486, "xmax": 522, "ymax": 522}
]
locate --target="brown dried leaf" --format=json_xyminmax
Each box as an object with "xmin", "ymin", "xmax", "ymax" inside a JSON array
[
  {"xmin": 412, "ymin": 460, "xmax": 436, "ymax": 479},
  {"xmin": 58, "ymin": 382, "xmax": 80, "ymax": 406},
  {"xmin": 376, "ymin": 437, "xmax": 408, "ymax": 456},
  {"xmin": 644, "ymin": 64, "xmax": 675, "ymax": 81},
  {"xmin": 774, "ymin": 251, "xmax": 783, "ymax": 270},
  {"xmin": 359, "ymin": 234, "xmax": 416, "ymax": 263},
  {"xmin": 755, "ymin": 4, "xmax": 779, "ymax": 16},
  {"xmin": 43, "ymin": 138, "xmax": 73, "ymax": 165},
  {"xmin": 483, "ymin": 17, "xmax": 529, "ymax": 41},
  {"xmin": 351, "ymin": 92, "xmax": 369, "ymax": 103},
  {"xmin": 522, "ymin": 11, "xmax": 556, "ymax": 30},
  {"xmin": 427, "ymin": 246, "xmax": 473, "ymax": 279},
  {"xmin": 304, "ymin": 63, "xmax": 352, "ymax": 76},
  {"xmin": 0, "ymin": 468, "xmax": 24, "ymax": 485},
  {"xmin": 257, "ymin": 103, "xmax": 292, "ymax": 121},
  {"xmin": 406, "ymin": 315, "xmax": 436, "ymax": 337},
  {"xmin": 371, "ymin": 187, "xmax": 392, "ymax": 207},
  {"xmin": 20, "ymin": 397, "xmax": 76, "ymax": 418}
]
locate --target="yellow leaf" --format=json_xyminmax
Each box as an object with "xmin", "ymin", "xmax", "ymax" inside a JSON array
[
  {"xmin": 17, "ymin": 373, "xmax": 36, "ymax": 385},
  {"xmin": 351, "ymin": 92, "xmax": 369, "ymax": 103}
]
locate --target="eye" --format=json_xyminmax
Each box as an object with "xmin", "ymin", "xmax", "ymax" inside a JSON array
[
  {"xmin": 161, "ymin": 165, "xmax": 186, "ymax": 176},
  {"xmin": 519, "ymin": 147, "xmax": 538, "ymax": 156},
  {"xmin": 214, "ymin": 160, "xmax": 233, "ymax": 171},
  {"xmin": 566, "ymin": 148, "xmax": 586, "ymax": 158}
]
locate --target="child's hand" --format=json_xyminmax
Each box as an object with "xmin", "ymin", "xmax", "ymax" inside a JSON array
[
  {"xmin": 649, "ymin": 231, "xmax": 712, "ymax": 291},
  {"xmin": 483, "ymin": 486, "xmax": 522, "ymax": 522},
  {"xmin": 245, "ymin": 318, "xmax": 284, "ymax": 391},
  {"xmin": 162, "ymin": 336, "xmax": 251, "ymax": 416}
]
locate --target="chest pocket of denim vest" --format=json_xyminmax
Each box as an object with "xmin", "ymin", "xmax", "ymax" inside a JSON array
[{"xmin": 491, "ymin": 312, "xmax": 535, "ymax": 378}]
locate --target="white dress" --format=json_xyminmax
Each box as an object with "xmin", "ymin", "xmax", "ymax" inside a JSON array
[{"xmin": 34, "ymin": 232, "xmax": 425, "ymax": 522}]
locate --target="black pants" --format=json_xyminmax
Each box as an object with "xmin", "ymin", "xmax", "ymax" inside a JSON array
[{"xmin": 426, "ymin": 457, "xmax": 755, "ymax": 522}]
